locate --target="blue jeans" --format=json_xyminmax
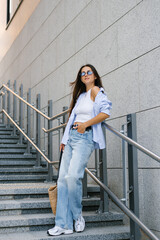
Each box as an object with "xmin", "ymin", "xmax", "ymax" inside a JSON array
[{"xmin": 55, "ymin": 129, "xmax": 94, "ymax": 230}]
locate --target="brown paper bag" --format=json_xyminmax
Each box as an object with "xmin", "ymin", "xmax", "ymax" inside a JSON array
[
  {"xmin": 48, "ymin": 185, "xmax": 57, "ymax": 215},
  {"xmin": 48, "ymin": 150, "xmax": 63, "ymax": 215}
]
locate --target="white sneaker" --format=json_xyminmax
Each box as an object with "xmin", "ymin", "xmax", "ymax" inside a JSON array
[
  {"xmin": 75, "ymin": 215, "xmax": 85, "ymax": 232},
  {"xmin": 47, "ymin": 226, "xmax": 73, "ymax": 236}
]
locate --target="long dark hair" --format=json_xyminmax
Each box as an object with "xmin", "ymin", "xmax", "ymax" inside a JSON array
[{"xmin": 69, "ymin": 64, "xmax": 103, "ymax": 115}]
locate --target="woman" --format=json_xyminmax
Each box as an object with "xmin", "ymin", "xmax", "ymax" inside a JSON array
[{"xmin": 48, "ymin": 64, "xmax": 112, "ymax": 236}]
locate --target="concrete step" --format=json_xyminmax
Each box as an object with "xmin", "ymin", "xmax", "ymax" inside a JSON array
[
  {"xmin": 0, "ymin": 131, "xmax": 13, "ymax": 135},
  {"xmin": 0, "ymin": 197, "xmax": 100, "ymax": 216},
  {"xmin": 0, "ymin": 182, "xmax": 53, "ymax": 200},
  {"xmin": 0, "ymin": 175, "xmax": 47, "ymax": 183},
  {"xmin": 0, "ymin": 123, "xmax": 13, "ymax": 127},
  {"xmin": 87, "ymin": 185, "xmax": 100, "ymax": 197},
  {"xmin": 0, "ymin": 149, "xmax": 37, "ymax": 155},
  {"xmin": 0, "ymin": 212, "xmax": 125, "ymax": 234},
  {"xmin": 0, "ymin": 198, "xmax": 52, "ymax": 216},
  {"xmin": 0, "ymin": 154, "xmax": 36, "ymax": 159},
  {"xmin": 0, "ymin": 125, "xmax": 13, "ymax": 128},
  {"xmin": 0, "ymin": 139, "xmax": 18, "ymax": 144},
  {"xmin": 0, "ymin": 160, "xmax": 37, "ymax": 167},
  {"xmin": 82, "ymin": 197, "xmax": 100, "ymax": 210},
  {"xmin": 0, "ymin": 183, "xmax": 99, "ymax": 200},
  {"xmin": 0, "ymin": 127, "xmax": 13, "ymax": 133},
  {"xmin": 0, "ymin": 225, "xmax": 130, "ymax": 240},
  {"xmin": 0, "ymin": 159, "xmax": 46, "ymax": 168},
  {"xmin": 0, "ymin": 135, "xmax": 19, "ymax": 139},
  {"xmin": 0, "ymin": 144, "xmax": 27, "ymax": 148},
  {"xmin": 0, "ymin": 167, "xmax": 48, "ymax": 175},
  {"xmin": 0, "ymin": 124, "xmax": 7, "ymax": 128},
  {"xmin": 0, "ymin": 148, "xmax": 29, "ymax": 153}
]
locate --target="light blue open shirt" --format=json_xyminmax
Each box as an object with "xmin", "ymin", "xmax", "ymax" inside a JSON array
[{"xmin": 61, "ymin": 88, "xmax": 112, "ymax": 149}]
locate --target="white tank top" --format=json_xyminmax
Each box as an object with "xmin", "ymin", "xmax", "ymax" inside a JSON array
[{"xmin": 74, "ymin": 89, "xmax": 94, "ymax": 123}]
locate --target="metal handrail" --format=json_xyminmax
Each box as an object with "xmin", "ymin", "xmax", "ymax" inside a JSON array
[
  {"xmin": 50, "ymin": 109, "xmax": 70, "ymax": 121},
  {"xmin": 103, "ymin": 122, "xmax": 160, "ymax": 163},
  {"xmin": 2, "ymin": 109, "xmax": 59, "ymax": 165},
  {"xmin": 42, "ymin": 119, "xmax": 160, "ymax": 164},
  {"xmin": 42, "ymin": 123, "xmax": 67, "ymax": 133},
  {"xmin": 0, "ymin": 84, "xmax": 70, "ymax": 121},
  {"xmin": 85, "ymin": 167, "xmax": 159, "ymax": 240}
]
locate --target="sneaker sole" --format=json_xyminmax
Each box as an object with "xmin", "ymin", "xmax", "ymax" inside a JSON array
[
  {"xmin": 47, "ymin": 229, "xmax": 73, "ymax": 236},
  {"xmin": 75, "ymin": 228, "xmax": 85, "ymax": 233},
  {"xmin": 65, "ymin": 230, "xmax": 73, "ymax": 235}
]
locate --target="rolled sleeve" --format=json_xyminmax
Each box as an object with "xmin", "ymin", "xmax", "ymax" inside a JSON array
[{"xmin": 94, "ymin": 90, "xmax": 112, "ymax": 116}]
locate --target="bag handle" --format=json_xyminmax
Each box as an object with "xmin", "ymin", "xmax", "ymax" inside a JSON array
[{"xmin": 56, "ymin": 149, "xmax": 63, "ymax": 183}]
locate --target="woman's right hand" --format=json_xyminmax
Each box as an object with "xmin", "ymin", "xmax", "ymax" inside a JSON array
[{"xmin": 60, "ymin": 143, "xmax": 65, "ymax": 152}]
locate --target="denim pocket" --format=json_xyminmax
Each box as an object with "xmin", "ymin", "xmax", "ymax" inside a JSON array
[{"xmin": 76, "ymin": 130, "xmax": 85, "ymax": 135}]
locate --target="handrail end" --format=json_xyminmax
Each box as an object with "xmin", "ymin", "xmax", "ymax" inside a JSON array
[
  {"xmin": 50, "ymin": 161, "xmax": 59, "ymax": 165},
  {"xmin": 42, "ymin": 127, "xmax": 47, "ymax": 133},
  {"xmin": 1, "ymin": 83, "xmax": 6, "ymax": 89},
  {"xmin": 0, "ymin": 85, "xmax": 4, "ymax": 91},
  {"xmin": 0, "ymin": 91, "xmax": 5, "ymax": 96}
]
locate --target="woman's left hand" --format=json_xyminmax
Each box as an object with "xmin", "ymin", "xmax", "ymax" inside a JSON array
[{"xmin": 74, "ymin": 122, "xmax": 86, "ymax": 133}]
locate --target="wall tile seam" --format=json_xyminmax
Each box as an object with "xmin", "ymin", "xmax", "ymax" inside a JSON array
[
  {"xmin": 136, "ymin": 105, "xmax": 160, "ymax": 115},
  {"xmin": 0, "ymin": 0, "xmax": 143, "ymax": 85},
  {"xmin": 104, "ymin": 105, "xmax": 160, "ymax": 123},
  {"xmin": 101, "ymin": 44, "xmax": 160, "ymax": 79},
  {"xmin": 0, "ymin": 0, "xmax": 92, "ymax": 80},
  {"xmin": 138, "ymin": 168, "xmax": 160, "ymax": 169},
  {"xmin": 28, "ymin": 93, "xmax": 71, "ymax": 108},
  {"xmin": 22, "ymin": 96, "xmax": 71, "ymax": 118},
  {"xmin": 107, "ymin": 168, "xmax": 126, "ymax": 170}
]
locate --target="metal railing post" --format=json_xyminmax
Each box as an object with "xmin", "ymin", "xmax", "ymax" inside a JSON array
[
  {"xmin": 127, "ymin": 113, "xmax": 140, "ymax": 240},
  {"xmin": 27, "ymin": 88, "xmax": 31, "ymax": 154},
  {"xmin": 121, "ymin": 125, "xmax": 128, "ymax": 206},
  {"xmin": 82, "ymin": 171, "xmax": 87, "ymax": 198},
  {"xmin": 95, "ymin": 149, "xmax": 99, "ymax": 178},
  {"xmin": 2, "ymin": 89, "xmax": 6, "ymax": 124},
  {"xmin": 99, "ymin": 125, "xmax": 109, "ymax": 212},
  {"xmin": 36, "ymin": 94, "xmax": 41, "ymax": 166},
  {"xmin": 7, "ymin": 80, "xmax": 11, "ymax": 126},
  {"xmin": 13, "ymin": 80, "xmax": 17, "ymax": 136},
  {"xmin": 47, "ymin": 100, "xmax": 53, "ymax": 181},
  {"xmin": 19, "ymin": 84, "xmax": 23, "ymax": 144},
  {"xmin": 62, "ymin": 106, "xmax": 68, "ymax": 133}
]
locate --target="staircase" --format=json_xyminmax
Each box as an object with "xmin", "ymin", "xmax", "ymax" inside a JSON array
[
  {"xmin": 0, "ymin": 123, "xmax": 130, "ymax": 240},
  {"xmin": 0, "ymin": 123, "xmax": 47, "ymax": 183}
]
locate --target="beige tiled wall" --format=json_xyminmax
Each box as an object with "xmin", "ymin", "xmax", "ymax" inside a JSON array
[{"xmin": 0, "ymin": 0, "xmax": 160, "ymax": 237}]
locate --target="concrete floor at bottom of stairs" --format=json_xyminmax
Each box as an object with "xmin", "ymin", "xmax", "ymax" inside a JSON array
[{"xmin": 0, "ymin": 225, "xmax": 130, "ymax": 240}]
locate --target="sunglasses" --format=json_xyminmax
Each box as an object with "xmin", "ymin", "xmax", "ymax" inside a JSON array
[{"xmin": 80, "ymin": 70, "xmax": 93, "ymax": 77}]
